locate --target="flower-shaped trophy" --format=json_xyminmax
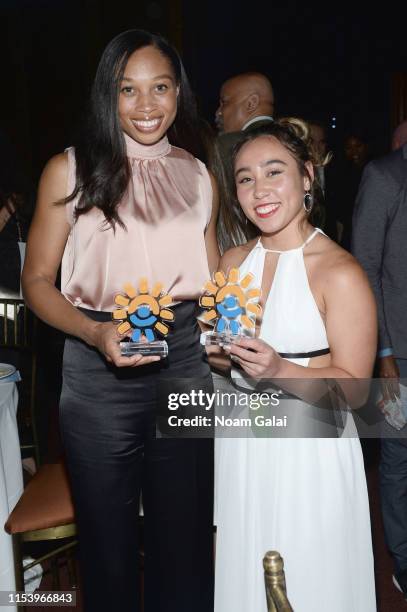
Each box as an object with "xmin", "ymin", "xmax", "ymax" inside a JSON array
[
  {"xmin": 199, "ymin": 268, "xmax": 261, "ymax": 347},
  {"xmin": 112, "ymin": 279, "xmax": 174, "ymax": 357}
]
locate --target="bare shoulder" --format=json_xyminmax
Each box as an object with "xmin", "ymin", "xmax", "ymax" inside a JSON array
[
  {"xmin": 219, "ymin": 238, "xmax": 257, "ymax": 273},
  {"xmin": 38, "ymin": 152, "xmax": 69, "ymax": 205},
  {"xmin": 310, "ymin": 233, "xmax": 372, "ymax": 294},
  {"xmin": 41, "ymin": 152, "xmax": 69, "ymax": 183}
]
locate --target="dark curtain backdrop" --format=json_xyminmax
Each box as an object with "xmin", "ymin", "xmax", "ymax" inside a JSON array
[
  {"xmin": 391, "ymin": 73, "xmax": 407, "ymax": 131},
  {"xmin": 0, "ymin": 0, "xmax": 181, "ymax": 181},
  {"xmin": 182, "ymin": 2, "xmax": 407, "ymax": 159},
  {"xmin": 1, "ymin": 0, "xmax": 407, "ymax": 184}
]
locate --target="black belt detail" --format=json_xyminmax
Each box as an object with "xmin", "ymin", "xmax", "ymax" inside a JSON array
[{"xmin": 278, "ymin": 347, "xmax": 330, "ymax": 359}]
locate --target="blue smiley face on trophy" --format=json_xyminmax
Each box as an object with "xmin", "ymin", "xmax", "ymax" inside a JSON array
[
  {"xmin": 112, "ymin": 279, "xmax": 175, "ymax": 357},
  {"xmin": 199, "ymin": 268, "xmax": 262, "ymax": 346},
  {"xmin": 216, "ymin": 294, "xmax": 244, "ymax": 335},
  {"xmin": 129, "ymin": 305, "xmax": 159, "ymax": 342}
]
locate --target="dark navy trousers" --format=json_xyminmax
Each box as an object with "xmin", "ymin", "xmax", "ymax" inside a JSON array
[
  {"xmin": 380, "ymin": 358, "xmax": 407, "ymax": 573},
  {"xmin": 59, "ymin": 302, "xmax": 214, "ymax": 612}
]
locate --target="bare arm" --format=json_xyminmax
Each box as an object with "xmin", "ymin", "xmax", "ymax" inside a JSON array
[
  {"xmin": 22, "ymin": 154, "xmax": 91, "ymax": 340},
  {"xmin": 22, "ymin": 153, "xmax": 159, "ymax": 367},
  {"xmin": 227, "ymin": 258, "xmax": 378, "ymax": 406}
]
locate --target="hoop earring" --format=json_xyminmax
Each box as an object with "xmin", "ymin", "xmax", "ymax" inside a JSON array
[{"xmin": 303, "ymin": 192, "xmax": 313, "ymax": 213}]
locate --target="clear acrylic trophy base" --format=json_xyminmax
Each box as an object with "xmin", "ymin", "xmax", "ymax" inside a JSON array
[
  {"xmin": 200, "ymin": 331, "xmax": 241, "ymax": 348},
  {"xmin": 120, "ymin": 340, "xmax": 168, "ymax": 357}
]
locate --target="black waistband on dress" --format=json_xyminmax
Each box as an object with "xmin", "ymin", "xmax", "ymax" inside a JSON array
[
  {"xmin": 278, "ymin": 347, "xmax": 330, "ymax": 359},
  {"xmin": 77, "ymin": 300, "xmax": 198, "ymax": 321}
]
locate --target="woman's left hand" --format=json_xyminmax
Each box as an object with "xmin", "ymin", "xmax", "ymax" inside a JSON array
[{"xmin": 225, "ymin": 337, "xmax": 283, "ymax": 378}]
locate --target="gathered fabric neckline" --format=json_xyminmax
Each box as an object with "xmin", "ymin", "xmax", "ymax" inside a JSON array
[{"xmin": 123, "ymin": 132, "xmax": 171, "ymax": 160}]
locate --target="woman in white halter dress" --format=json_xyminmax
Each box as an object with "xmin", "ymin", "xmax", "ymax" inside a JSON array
[{"xmin": 213, "ymin": 120, "xmax": 377, "ymax": 611}]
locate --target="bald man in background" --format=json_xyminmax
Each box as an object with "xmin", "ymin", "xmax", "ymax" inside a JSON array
[
  {"xmin": 215, "ymin": 72, "xmax": 274, "ymax": 134},
  {"xmin": 214, "ymin": 72, "xmax": 274, "ymax": 249}
]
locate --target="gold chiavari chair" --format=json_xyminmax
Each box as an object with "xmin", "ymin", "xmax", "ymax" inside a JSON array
[
  {"xmin": 0, "ymin": 297, "xmax": 40, "ymax": 466},
  {"xmin": 263, "ymin": 551, "xmax": 294, "ymax": 612},
  {"xmin": 5, "ymin": 459, "xmax": 77, "ymax": 591},
  {"xmin": 1, "ymin": 297, "xmax": 77, "ymax": 589}
]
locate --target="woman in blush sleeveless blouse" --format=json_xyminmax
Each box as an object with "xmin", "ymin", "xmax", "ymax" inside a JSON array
[
  {"xmin": 211, "ymin": 120, "xmax": 377, "ymax": 611},
  {"xmin": 22, "ymin": 30, "xmax": 219, "ymax": 612}
]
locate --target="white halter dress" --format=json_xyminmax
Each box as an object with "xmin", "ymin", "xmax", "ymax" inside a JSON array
[{"xmin": 214, "ymin": 229, "xmax": 376, "ymax": 612}]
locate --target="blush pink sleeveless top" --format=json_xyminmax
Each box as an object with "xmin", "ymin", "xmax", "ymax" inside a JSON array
[{"xmin": 61, "ymin": 134, "xmax": 212, "ymax": 311}]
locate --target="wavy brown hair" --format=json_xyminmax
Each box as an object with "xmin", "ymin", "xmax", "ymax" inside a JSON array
[{"xmin": 216, "ymin": 117, "xmax": 326, "ymax": 252}]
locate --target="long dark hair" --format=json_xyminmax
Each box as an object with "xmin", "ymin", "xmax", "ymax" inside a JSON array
[
  {"xmin": 66, "ymin": 29, "xmax": 204, "ymax": 228},
  {"xmin": 216, "ymin": 118, "xmax": 324, "ymax": 251}
]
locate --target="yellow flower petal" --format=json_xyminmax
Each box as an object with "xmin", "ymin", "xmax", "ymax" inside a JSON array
[{"xmin": 117, "ymin": 321, "xmax": 131, "ymax": 334}]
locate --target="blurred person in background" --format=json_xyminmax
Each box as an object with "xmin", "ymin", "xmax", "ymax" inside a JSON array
[
  {"xmin": 336, "ymin": 130, "xmax": 370, "ymax": 249},
  {"xmin": 392, "ymin": 119, "xmax": 407, "ymax": 151},
  {"xmin": 215, "ymin": 72, "xmax": 274, "ymax": 135},
  {"xmin": 0, "ymin": 132, "xmax": 33, "ymax": 298},
  {"xmin": 352, "ymin": 119, "xmax": 407, "ymax": 599},
  {"xmin": 307, "ymin": 119, "xmax": 338, "ymax": 241}
]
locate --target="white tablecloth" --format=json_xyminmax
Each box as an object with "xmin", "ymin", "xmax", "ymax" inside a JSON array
[{"xmin": 0, "ymin": 379, "xmax": 23, "ymax": 612}]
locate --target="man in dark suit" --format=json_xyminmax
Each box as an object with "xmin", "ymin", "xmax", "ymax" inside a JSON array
[
  {"xmin": 214, "ymin": 72, "xmax": 274, "ymax": 249},
  {"xmin": 352, "ymin": 123, "xmax": 407, "ymax": 597}
]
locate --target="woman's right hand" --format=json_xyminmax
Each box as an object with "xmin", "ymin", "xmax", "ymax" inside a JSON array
[
  {"xmin": 90, "ymin": 321, "xmax": 161, "ymax": 367},
  {"xmin": 204, "ymin": 342, "xmax": 231, "ymax": 373}
]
